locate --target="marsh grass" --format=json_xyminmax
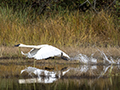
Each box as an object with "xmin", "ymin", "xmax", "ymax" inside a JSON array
[{"xmin": 0, "ymin": 6, "xmax": 119, "ymax": 47}]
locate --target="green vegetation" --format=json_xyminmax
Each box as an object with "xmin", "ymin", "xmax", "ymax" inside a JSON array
[{"xmin": 0, "ymin": 0, "xmax": 119, "ymax": 47}]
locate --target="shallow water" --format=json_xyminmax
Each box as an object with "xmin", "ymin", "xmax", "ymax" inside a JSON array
[
  {"xmin": 1, "ymin": 76, "xmax": 120, "ymax": 90},
  {"xmin": 0, "ymin": 63, "xmax": 120, "ymax": 90},
  {"xmin": 0, "ymin": 49, "xmax": 120, "ymax": 90}
]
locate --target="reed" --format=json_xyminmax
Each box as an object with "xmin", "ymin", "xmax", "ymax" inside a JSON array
[{"xmin": 0, "ymin": 7, "xmax": 119, "ymax": 47}]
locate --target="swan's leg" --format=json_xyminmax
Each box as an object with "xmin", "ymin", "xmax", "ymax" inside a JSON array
[{"xmin": 34, "ymin": 60, "xmax": 36, "ymax": 67}]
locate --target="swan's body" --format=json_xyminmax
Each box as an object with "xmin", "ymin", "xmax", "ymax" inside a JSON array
[{"xmin": 15, "ymin": 44, "xmax": 70, "ymax": 60}]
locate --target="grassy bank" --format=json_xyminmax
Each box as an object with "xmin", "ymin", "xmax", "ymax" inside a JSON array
[{"xmin": 0, "ymin": 6, "xmax": 119, "ymax": 47}]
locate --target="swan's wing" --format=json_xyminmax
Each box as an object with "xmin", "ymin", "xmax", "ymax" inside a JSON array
[
  {"xmin": 21, "ymin": 51, "xmax": 32, "ymax": 58},
  {"xmin": 49, "ymin": 46, "xmax": 70, "ymax": 58},
  {"xmin": 34, "ymin": 46, "xmax": 61, "ymax": 60},
  {"xmin": 21, "ymin": 48, "xmax": 40, "ymax": 58},
  {"xmin": 29, "ymin": 48, "xmax": 40, "ymax": 56},
  {"xmin": 33, "ymin": 46, "xmax": 69, "ymax": 60}
]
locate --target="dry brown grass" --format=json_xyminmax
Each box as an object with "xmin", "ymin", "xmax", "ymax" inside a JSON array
[{"xmin": 0, "ymin": 9, "xmax": 119, "ymax": 47}]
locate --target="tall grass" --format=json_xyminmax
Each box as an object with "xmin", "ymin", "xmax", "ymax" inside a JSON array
[{"xmin": 0, "ymin": 6, "xmax": 119, "ymax": 47}]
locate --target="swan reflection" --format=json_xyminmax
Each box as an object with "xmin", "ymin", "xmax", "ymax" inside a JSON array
[
  {"xmin": 19, "ymin": 64, "xmax": 120, "ymax": 84},
  {"xmin": 19, "ymin": 66, "xmax": 70, "ymax": 84},
  {"xmin": 19, "ymin": 77, "xmax": 57, "ymax": 84}
]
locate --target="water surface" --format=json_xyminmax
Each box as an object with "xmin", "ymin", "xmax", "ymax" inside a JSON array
[
  {"xmin": 0, "ymin": 63, "xmax": 120, "ymax": 90},
  {"xmin": 0, "ymin": 49, "xmax": 120, "ymax": 90}
]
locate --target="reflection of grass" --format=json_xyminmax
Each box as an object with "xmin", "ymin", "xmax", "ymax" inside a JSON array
[
  {"xmin": 0, "ymin": 65, "xmax": 24, "ymax": 78},
  {"xmin": 0, "ymin": 76, "xmax": 120, "ymax": 90},
  {"xmin": 0, "ymin": 7, "xmax": 119, "ymax": 47}
]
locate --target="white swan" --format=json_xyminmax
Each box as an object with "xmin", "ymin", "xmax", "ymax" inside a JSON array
[{"xmin": 15, "ymin": 44, "xmax": 70, "ymax": 60}]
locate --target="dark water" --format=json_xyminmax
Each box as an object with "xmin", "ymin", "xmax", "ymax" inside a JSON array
[
  {"xmin": 0, "ymin": 64, "xmax": 120, "ymax": 90},
  {"xmin": 1, "ymin": 76, "xmax": 120, "ymax": 90}
]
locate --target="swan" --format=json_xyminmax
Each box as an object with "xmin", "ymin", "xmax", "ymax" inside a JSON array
[{"xmin": 15, "ymin": 44, "xmax": 70, "ymax": 60}]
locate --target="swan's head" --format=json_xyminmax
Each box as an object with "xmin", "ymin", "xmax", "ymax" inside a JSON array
[{"xmin": 14, "ymin": 44, "xmax": 25, "ymax": 47}]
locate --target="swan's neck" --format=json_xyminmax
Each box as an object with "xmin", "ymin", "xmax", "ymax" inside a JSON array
[
  {"xmin": 19, "ymin": 44, "xmax": 49, "ymax": 48},
  {"xmin": 20, "ymin": 44, "xmax": 38, "ymax": 48}
]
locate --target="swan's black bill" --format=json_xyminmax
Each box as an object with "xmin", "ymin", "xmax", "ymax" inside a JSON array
[{"xmin": 14, "ymin": 44, "xmax": 20, "ymax": 47}]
